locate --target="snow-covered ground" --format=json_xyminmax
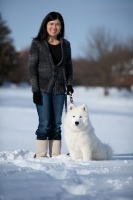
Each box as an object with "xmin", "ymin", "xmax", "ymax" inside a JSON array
[{"xmin": 0, "ymin": 85, "xmax": 133, "ymax": 200}]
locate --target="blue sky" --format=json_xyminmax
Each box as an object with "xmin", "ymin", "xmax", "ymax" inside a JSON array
[{"xmin": 0, "ymin": 0, "xmax": 133, "ymax": 58}]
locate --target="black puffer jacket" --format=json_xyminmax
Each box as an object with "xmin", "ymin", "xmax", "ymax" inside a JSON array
[{"xmin": 28, "ymin": 39, "xmax": 73, "ymax": 94}]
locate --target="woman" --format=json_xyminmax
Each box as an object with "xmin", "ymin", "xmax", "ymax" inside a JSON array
[{"xmin": 28, "ymin": 12, "xmax": 73, "ymax": 158}]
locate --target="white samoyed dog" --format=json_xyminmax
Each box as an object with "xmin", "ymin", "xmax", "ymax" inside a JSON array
[{"xmin": 64, "ymin": 104, "xmax": 113, "ymax": 161}]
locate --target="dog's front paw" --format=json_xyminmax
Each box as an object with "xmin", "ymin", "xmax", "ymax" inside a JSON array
[
  {"xmin": 70, "ymin": 154, "xmax": 78, "ymax": 161},
  {"xmin": 83, "ymin": 158, "xmax": 91, "ymax": 162},
  {"xmin": 83, "ymin": 156, "xmax": 91, "ymax": 162}
]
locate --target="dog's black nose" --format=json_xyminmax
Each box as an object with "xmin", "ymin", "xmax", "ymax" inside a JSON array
[{"xmin": 75, "ymin": 121, "xmax": 79, "ymax": 126}]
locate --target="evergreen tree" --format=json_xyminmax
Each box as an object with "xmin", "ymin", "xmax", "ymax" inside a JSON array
[{"xmin": 0, "ymin": 14, "xmax": 17, "ymax": 84}]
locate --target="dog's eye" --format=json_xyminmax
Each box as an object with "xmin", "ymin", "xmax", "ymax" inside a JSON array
[
  {"xmin": 79, "ymin": 116, "xmax": 82, "ymax": 118},
  {"xmin": 73, "ymin": 116, "xmax": 75, "ymax": 117}
]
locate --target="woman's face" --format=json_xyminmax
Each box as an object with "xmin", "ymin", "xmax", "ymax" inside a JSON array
[{"xmin": 47, "ymin": 19, "xmax": 61, "ymax": 38}]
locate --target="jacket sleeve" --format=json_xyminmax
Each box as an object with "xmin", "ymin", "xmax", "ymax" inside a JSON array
[
  {"xmin": 65, "ymin": 42, "xmax": 73, "ymax": 85},
  {"xmin": 28, "ymin": 40, "xmax": 40, "ymax": 92}
]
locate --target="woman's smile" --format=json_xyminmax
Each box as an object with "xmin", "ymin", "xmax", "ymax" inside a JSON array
[{"xmin": 47, "ymin": 19, "xmax": 61, "ymax": 38}]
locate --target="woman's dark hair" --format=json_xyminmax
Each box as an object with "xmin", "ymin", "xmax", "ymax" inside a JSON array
[{"xmin": 34, "ymin": 12, "xmax": 65, "ymax": 42}]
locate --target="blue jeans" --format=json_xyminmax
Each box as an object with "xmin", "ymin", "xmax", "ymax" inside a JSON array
[{"xmin": 35, "ymin": 89, "xmax": 65, "ymax": 140}]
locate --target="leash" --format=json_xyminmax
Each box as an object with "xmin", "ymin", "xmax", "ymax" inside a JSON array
[
  {"xmin": 69, "ymin": 92, "xmax": 74, "ymax": 104},
  {"xmin": 65, "ymin": 91, "xmax": 74, "ymax": 113}
]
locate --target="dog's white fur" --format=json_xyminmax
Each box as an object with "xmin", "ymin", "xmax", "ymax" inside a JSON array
[{"xmin": 64, "ymin": 104, "xmax": 113, "ymax": 161}]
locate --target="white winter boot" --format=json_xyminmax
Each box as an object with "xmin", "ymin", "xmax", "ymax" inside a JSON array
[
  {"xmin": 35, "ymin": 140, "xmax": 48, "ymax": 158},
  {"xmin": 49, "ymin": 140, "xmax": 61, "ymax": 157}
]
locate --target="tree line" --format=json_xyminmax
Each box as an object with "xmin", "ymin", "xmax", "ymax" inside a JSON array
[{"xmin": 0, "ymin": 14, "xmax": 133, "ymax": 95}]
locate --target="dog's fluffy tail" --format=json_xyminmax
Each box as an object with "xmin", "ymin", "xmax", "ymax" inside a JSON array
[{"xmin": 105, "ymin": 144, "xmax": 113, "ymax": 159}]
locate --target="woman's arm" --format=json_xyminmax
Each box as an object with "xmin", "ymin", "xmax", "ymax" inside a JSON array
[
  {"xmin": 28, "ymin": 40, "xmax": 40, "ymax": 92},
  {"xmin": 65, "ymin": 42, "xmax": 73, "ymax": 86}
]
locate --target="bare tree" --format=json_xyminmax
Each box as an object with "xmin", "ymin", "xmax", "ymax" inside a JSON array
[
  {"xmin": 84, "ymin": 27, "xmax": 119, "ymax": 95},
  {"xmin": 86, "ymin": 27, "xmax": 117, "ymax": 61}
]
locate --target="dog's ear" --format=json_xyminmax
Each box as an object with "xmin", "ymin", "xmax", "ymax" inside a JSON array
[
  {"xmin": 81, "ymin": 104, "xmax": 88, "ymax": 112},
  {"xmin": 68, "ymin": 103, "xmax": 75, "ymax": 111}
]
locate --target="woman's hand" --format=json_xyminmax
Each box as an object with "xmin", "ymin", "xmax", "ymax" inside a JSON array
[
  {"xmin": 67, "ymin": 85, "xmax": 74, "ymax": 95},
  {"xmin": 33, "ymin": 91, "xmax": 42, "ymax": 105}
]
